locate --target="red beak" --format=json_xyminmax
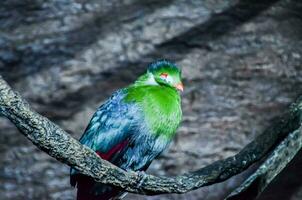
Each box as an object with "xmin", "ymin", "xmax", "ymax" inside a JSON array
[{"xmin": 175, "ymin": 82, "xmax": 184, "ymax": 92}]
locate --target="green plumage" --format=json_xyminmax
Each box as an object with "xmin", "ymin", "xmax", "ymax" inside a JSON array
[
  {"xmin": 71, "ymin": 60, "xmax": 183, "ymax": 200},
  {"xmin": 125, "ymin": 81, "xmax": 182, "ymax": 139}
]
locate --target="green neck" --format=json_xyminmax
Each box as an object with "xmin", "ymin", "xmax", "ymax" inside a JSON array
[{"xmin": 125, "ymin": 73, "xmax": 182, "ymax": 140}]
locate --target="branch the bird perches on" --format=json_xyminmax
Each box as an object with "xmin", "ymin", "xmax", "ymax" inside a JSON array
[{"xmin": 0, "ymin": 76, "xmax": 301, "ymax": 198}]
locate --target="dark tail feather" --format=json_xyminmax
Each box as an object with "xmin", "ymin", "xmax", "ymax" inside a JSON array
[{"xmin": 72, "ymin": 174, "xmax": 120, "ymax": 200}]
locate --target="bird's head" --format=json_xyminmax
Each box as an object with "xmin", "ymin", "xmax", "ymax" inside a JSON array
[{"xmin": 146, "ymin": 60, "xmax": 184, "ymax": 92}]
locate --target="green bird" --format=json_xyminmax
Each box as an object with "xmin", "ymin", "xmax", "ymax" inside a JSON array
[{"xmin": 70, "ymin": 60, "xmax": 184, "ymax": 200}]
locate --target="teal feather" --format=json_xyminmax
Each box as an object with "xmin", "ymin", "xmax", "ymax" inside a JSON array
[{"xmin": 70, "ymin": 60, "xmax": 183, "ymax": 200}]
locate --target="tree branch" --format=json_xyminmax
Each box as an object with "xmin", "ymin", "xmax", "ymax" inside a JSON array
[
  {"xmin": 0, "ymin": 76, "xmax": 301, "ymax": 195},
  {"xmin": 226, "ymin": 128, "xmax": 302, "ymax": 200}
]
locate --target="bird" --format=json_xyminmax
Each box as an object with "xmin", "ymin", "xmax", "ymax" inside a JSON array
[{"xmin": 70, "ymin": 60, "xmax": 184, "ymax": 200}]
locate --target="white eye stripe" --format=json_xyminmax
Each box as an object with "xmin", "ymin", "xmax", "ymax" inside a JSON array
[
  {"xmin": 160, "ymin": 73, "xmax": 173, "ymax": 83},
  {"xmin": 165, "ymin": 75, "xmax": 173, "ymax": 83}
]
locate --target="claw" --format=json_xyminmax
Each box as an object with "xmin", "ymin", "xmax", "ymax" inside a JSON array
[{"xmin": 137, "ymin": 171, "xmax": 147, "ymax": 191}]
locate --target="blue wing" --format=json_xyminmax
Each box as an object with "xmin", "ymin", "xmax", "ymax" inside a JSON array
[
  {"xmin": 70, "ymin": 89, "xmax": 171, "ymax": 199},
  {"xmin": 77, "ymin": 89, "xmax": 170, "ymax": 170},
  {"xmin": 70, "ymin": 90, "xmax": 139, "ymax": 183},
  {"xmin": 79, "ymin": 89, "xmax": 139, "ymax": 158}
]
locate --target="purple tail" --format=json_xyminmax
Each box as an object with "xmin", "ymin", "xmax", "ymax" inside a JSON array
[
  {"xmin": 72, "ymin": 174, "xmax": 120, "ymax": 200},
  {"xmin": 70, "ymin": 142, "xmax": 129, "ymax": 199}
]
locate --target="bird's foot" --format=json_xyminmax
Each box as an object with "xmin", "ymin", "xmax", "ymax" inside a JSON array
[
  {"xmin": 137, "ymin": 171, "xmax": 147, "ymax": 191},
  {"xmin": 125, "ymin": 170, "xmax": 147, "ymax": 193}
]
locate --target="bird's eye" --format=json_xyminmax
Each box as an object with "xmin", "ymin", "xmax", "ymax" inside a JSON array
[{"xmin": 160, "ymin": 73, "xmax": 168, "ymax": 79}]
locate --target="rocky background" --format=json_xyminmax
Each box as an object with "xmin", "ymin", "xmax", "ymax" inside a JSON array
[{"xmin": 1, "ymin": 0, "xmax": 302, "ymax": 199}]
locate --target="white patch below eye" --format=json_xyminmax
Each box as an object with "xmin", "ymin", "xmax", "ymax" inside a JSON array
[{"xmin": 165, "ymin": 75, "xmax": 173, "ymax": 84}]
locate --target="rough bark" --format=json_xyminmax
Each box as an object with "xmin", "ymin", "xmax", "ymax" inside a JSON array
[
  {"xmin": 1, "ymin": 0, "xmax": 302, "ymax": 199},
  {"xmin": 226, "ymin": 128, "xmax": 302, "ymax": 200},
  {"xmin": 0, "ymin": 75, "xmax": 302, "ymax": 196}
]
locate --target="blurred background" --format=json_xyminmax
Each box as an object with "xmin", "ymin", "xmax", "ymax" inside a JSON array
[{"xmin": 1, "ymin": 0, "xmax": 302, "ymax": 199}]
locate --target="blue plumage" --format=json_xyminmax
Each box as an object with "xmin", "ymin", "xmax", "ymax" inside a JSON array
[
  {"xmin": 70, "ymin": 89, "xmax": 171, "ymax": 199},
  {"xmin": 71, "ymin": 60, "xmax": 183, "ymax": 200},
  {"xmin": 147, "ymin": 59, "xmax": 179, "ymax": 73},
  {"xmin": 79, "ymin": 90, "xmax": 135, "ymax": 153}
]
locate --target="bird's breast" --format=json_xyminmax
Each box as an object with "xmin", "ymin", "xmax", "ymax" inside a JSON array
[{"xmin": 125, "ymin": 85, "xmax": 182, "ymax": 140}]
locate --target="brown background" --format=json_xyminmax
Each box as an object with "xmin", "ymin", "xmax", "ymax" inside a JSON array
[{"xmin": 1, "ymin": 0, "xmax": 302, "ymax": 199}]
